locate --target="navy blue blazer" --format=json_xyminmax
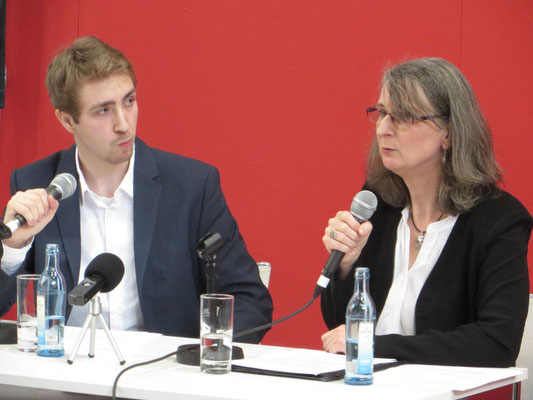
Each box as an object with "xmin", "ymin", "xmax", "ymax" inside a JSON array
[{"xmin": 0, "ymin": 138, "xmax": 273, "ymax": 343}]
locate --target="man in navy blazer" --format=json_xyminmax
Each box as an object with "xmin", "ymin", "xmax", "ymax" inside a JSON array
[{"xmin": 0, "ymin": 37, "xmax": 272, "ymax": 343}]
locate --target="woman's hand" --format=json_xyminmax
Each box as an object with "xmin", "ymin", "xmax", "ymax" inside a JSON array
[
  {"xmin": 321, "ymin": 324, "xmax": 346, "ymax": 354},
  {"xmin": 322, "ymin": 210, "xmax": 373, "ymax": 278}
]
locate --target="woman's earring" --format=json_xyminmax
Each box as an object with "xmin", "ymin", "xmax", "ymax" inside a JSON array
[{"xmin": 442, "ymin": 148, "xmax": 447, "ymax": 165}]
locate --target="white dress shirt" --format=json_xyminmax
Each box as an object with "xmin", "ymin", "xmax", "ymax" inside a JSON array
[
  {"xmin": 67, "ymin": 147, "xmax": 144, "ymax": 331},
  {"xmin": 1, "ymin": 241, "xmax": 32, "ymax": 275},
  {"xmin": 1, "ymin": 147, "xmax": 144, "ymax": 331},
  {"xmin": 375, "ymin": 207, "xmax": 457, "ymax": 336}
]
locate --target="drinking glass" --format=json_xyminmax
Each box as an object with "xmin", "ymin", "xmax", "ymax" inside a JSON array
[
  {"xmin": 16, "ymin": 274, "xmax": 40, "ymax": 352},
  {"xmin": 200, "ymin": 294, "xmax": 234, "ymax": 374}
]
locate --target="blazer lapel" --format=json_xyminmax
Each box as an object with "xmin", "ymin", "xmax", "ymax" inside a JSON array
[
  {"xmin": 54, "ymin": 146, "xmax": 81, "ymax": 289},
  {"xmin": 49, "ymin": 140, "xmax": 161, "ymax": 292},
  {"xmin": 132, "ymin": 139, "xmax": 161, "ymax": 291}
]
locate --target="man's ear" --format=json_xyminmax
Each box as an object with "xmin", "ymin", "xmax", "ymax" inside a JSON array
[{"xmin": 55, "ymin": 109, "xmax": 76, "ymax": 134}]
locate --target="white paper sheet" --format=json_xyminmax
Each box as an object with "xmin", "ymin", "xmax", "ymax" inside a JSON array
[{"xmin": 233, "ymin": 347, "xmax": 395, "ymax": 375}]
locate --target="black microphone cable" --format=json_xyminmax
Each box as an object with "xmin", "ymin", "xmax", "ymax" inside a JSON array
[
  {"xmin": 110, "ymin": 289, "xmax": 321, "ymax": 399},
  {"xmin": 234, "ymin": 191, "xmax": 377, "ymax": 339},
  {"xmin": 234, "ymin": 290, "xmax": 319, "ymax": 340},
  {"xmin": 110, "ymin": 190, "xmax": 377, "ymax": 397},
  {"xmin": 111, "ymin": 350, "xmax": 177, "ymax": 400}
]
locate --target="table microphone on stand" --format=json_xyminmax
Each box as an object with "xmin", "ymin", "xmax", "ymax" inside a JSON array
[
  {"xmin": 67, "ymin": 253, "xmax": 126, "ymax": 365},
  {"xmin": 176, "ymin": 232, "xmax": 244, "ymax": 365}
]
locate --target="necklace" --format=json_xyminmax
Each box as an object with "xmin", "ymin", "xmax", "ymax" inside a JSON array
[{"xmin": 410, "ymin": 210, "xmax": 444, "ymax": 250}]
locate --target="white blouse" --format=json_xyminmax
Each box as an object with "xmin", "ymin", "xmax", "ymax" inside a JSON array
[{"xmin": 375, "ymin": 207, "xmax": 458, "ymax": 336}]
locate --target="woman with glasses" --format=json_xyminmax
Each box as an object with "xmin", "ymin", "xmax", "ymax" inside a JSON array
[{"xmin": 320, "ymin": 57, "xmax": 532, "ymax": 367}]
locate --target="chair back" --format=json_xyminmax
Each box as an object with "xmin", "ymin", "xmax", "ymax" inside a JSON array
[
  {"xmin": 516, "ymin": 294, "xmax": 533, "ymax": 400},
  {"xmin": 257, "ymin": 262, "xmax": 271, "ymax": 288}
]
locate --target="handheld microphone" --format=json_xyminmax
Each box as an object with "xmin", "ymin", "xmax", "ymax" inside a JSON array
[
  {"xmin": 0, "ymin": 173, "xmax": 77, "ymax": 239},
  {"xmin": 314, "ymin": 190, "xmax": 378, "ymax": 296},
  {"xmin": 233, "ymin": 191, "xmax": 378, "ymax": 341},
  {"xmin": 68, "ymin": 253, "xmax": 125, "ymax": 306}
]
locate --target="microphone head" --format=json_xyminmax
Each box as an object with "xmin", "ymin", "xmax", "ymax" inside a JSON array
[
  {"xmin": 84, "ymin": 253, "xmax": 125, "ymax": 293},
  {"xmin": 197, "ymin": 232, "xmax": 225, "ymax": 259},
  {"xmin": 350, "ymin": 190, "xmax": 378, "ymax": 222},
  {"xmin": 49, "ymin": 173, "xmax": 77, "ymax": 200}
]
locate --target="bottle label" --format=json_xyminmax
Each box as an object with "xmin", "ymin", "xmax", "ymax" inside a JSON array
[
  {"xmin": 36, "ymin": 295, "xmax": 46, "ymax": 345},
  {"xmin": 36, "ymin": 295, "xmax": 45, "ymax": 318},
  {"xmin": 357, "ymin": 322, "xmax": 374, "ymax": 374}
]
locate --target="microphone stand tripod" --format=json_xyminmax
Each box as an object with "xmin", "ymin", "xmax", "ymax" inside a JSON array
[{"xmin": 67, "ymin": 295, "xmax": 125, "ymax": 365}]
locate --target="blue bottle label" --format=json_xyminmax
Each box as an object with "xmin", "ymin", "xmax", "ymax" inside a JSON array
[
  {"xmin": 357, "ymin": 322, "xmax": 374, "ymax": 374},
  {"xmin": 36, "ymin": 295, "xmax": 46, "ymax": 345}
]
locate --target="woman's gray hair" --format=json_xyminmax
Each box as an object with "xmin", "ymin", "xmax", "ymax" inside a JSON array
[{"xmin": 366, "ymin": 57, "xmax": 502, "ymax": 214}]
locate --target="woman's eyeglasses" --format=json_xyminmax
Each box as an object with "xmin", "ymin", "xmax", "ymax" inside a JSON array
[{"xmin": 366, "ymin": 107, "xmax": 447, "ymax": 130}]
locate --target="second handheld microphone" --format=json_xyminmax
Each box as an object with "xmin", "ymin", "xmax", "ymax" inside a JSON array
[{"xmin": 314, "ymin": 190, "xmax": 378, "ymax": 296}]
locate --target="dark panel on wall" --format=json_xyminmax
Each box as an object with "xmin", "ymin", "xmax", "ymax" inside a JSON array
[{"xmin": 0, "ymin": 0, "xmax": 5, "ymax": 109}]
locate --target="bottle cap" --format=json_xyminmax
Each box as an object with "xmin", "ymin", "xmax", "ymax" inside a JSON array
[
  {"xmin": 45, "ymin": 243, "xmax": 60, "ymax": 253},
  {"xmin": 355, "ymin": 267, "xmax": 369, "ymax": 279}
]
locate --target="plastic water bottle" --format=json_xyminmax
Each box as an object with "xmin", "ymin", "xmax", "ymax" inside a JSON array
[
  {"xmin": 344, "ymin": 267, "xmax": 376, "ymax": 385},
  {"xmin": 37, "ymin": 243, "xmax": 66, "ymax": 357}
]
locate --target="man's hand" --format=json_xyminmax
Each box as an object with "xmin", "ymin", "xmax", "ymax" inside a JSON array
[{"xmin": 2, "ymin": 189, "xmax": 59, "ymax": 248}]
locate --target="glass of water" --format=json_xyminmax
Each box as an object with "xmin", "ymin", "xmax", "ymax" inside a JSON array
[
  {"xmin": 200, "ymin": 294, "xmax": 234, "ymax": 374},
  {"xmin": 16, "ymin": 274, "xmax": 40, "ymax": 352}
]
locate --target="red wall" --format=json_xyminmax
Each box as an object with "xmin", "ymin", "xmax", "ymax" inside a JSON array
[{"xmin": 1, "ymin": 0, "xmax": 532, "ymax": 362}]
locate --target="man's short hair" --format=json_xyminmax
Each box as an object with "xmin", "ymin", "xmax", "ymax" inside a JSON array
[{"xmin": 45, "ymin": 36, "xmax": 136, "ymax": 123}]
